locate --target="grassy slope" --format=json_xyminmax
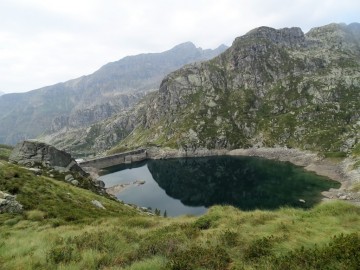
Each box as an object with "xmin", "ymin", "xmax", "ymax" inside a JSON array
[
  {"xmin": 0, "ymin": 144, "xmax": 13, "ymax": 161},
  {"xmin": 0, "ymin": 162, "xmax": 360, "ymax": 269}
]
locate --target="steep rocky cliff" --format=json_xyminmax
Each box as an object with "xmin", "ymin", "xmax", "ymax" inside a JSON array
[
  {"xmin": 0, "ymin": 42, "xmax": 227, "ymax": 145},
  {"xmin": 114, "ymin": 23, "xmax": 360, "ymax": 155}
]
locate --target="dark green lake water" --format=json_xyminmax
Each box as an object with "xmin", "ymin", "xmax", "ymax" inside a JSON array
[{"xmin": 99, "ymin": 156, "xmax": 340, "ymax": 216}]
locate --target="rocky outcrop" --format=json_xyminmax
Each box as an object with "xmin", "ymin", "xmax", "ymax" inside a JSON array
[
  {"xmin": 9, "ymin": 140, "xmax": 87, "ymax": 176},
  {"xmin": 9, "ymin": 140, "xmax": 106, "ymax": 190},
  {"xmin": 0, "ymin": 190, "xmax": 23, "ymax": 214}
]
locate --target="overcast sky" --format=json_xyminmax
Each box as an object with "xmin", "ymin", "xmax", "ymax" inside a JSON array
[{"xmin": 0, "ymin": 0, "xmax": 359, "ymax": 93}]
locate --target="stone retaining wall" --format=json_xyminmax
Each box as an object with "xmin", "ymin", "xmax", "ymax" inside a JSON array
[{"xmin": 78, "ymin": 149, "xmax": 147, "ymax": 169}]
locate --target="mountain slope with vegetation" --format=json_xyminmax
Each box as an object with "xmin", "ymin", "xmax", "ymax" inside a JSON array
[
  {"xmin": 111, "ymin": 23, "xmax": 360, "ymax": 157},
  {"xmin": 0, "ymin": 42, "xmax": 227, "ymax": 145},
  {"xmin": 43, "ymin": 23, "xmax": 360, "ymax": 160},
  {"xmin": 47, "ymin": 23, "xmax": 360, "ymax": 157}
]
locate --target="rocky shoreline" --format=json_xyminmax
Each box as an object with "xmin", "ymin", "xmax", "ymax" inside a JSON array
[
  {"xmin": 106, "ymin": 180, "xmax": 146, "ymax": 195},
  {"xmin": 145, "ymin": 147, "xmax": 360, "ymax": 204}
]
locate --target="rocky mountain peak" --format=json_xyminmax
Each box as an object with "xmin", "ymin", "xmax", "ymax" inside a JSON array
[
  {"xmin": 239, "ymin": 26, "xmax": 305, "ymax": 48},
  {"xmin": 171, "ymin": 41, "xmax": 197, "ymax": 51},
  {"xmin": 306, "ymin": 22, "xmax": 360, "ymax": 52}
]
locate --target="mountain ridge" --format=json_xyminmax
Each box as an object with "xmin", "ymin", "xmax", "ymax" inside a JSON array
[
  {"xmin": 0, "ymin": 42, "xmax": 228, "ymax": 145},
  {"xmin": 40, "ymin": 23, "xmax": 360, "ymax": 160},
  {"xmin": 108, "ymin": 23, "xmax": 360, "ymax": 155}
]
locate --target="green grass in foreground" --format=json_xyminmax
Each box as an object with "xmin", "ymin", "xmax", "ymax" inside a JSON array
[
  {"xmin": 0, "ymin": 144, "xmax": 13, "ymax": 161},
  {"xmin": 0, "ymin": 162, "xmax": 360, "ymax": 269}
]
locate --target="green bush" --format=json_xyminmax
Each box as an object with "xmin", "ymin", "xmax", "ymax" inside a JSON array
[
  {"xmin": 193, "ymin": 216, "xmax": 213, "ymax": 230},
  {"xmin": 46, "ymin": 245, "xmax": 76, "ymax": 264},
  {"xmin": 243, "ymin": 235, "xmax": 275, "ymax": 261},
  {"xmin": 322, "ymin": 151, "xmax": 347, "ymax": 158},
  {"xmin": 137, "ymin": 231, "xmax": 185, "ymax": 258},
  {"xmin": 352, "ymin": 143, "xmax": 360, "ymax": 156},
  {"xmin": 26, "ymin": 210, "xmax": 46, "ymax": 221},
  {"xmin": 180, "ymin": 224, "xmax": 200, "ymax": 239},
  {"xmin": 220, "ymin": 229, "xmax": 239, "ymax": 247},
  {"xmin": 4, "ymin": 217, "xmax": 22, "ymax": 226},
  {"xmin": 270, "ymin": 233, "xmax": 360, "ymax": 270},
  {"xmin": 168, "ymin": 245, "xmax": 231, "ymax": 270},
  {"xmin": 71, "ymin": 231, "xmax": 118, "ymax": 252},
  {"xmin": 125, "ymin": 217, "xmax": 156, "ymax": 228}
]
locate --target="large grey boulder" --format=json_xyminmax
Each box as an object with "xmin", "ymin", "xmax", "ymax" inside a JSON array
[
  {"xmin": 9, "ymin": 140, "xmax": 106, "ymax": 190},
  {"xmin": 9, "ymin": 140, "xmax": 87, "ymax": 176},
  {"xmin": 0, "ymin": 191, "xmax": 23, "ymax": 214}
]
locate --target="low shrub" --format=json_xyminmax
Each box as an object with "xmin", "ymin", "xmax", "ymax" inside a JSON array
[
  {"xmin": 193, "ymin": 216, "xmax": 213, "ymax": 230},
  {"xmin": 270, "ymin": 233, "xmax": 360, "ymax": 270},
  {"xmin": 168, "ymin": 245, "xmax": 231, "ymax": 270},
  {"xmin": 137, "ymin": 231, "xmax": 186, "ymax": 259},
  {"xmin": 220, "ymin": 229, "xmax": 239, "ymax": 247},
  {"xmin": 243, "ymin": 235, "xmax": 275, "ymax": 261},
  {"xmin": 26, "ymin": 210, "xmax": 46, "ymax": 221},
  {"xmin": 46, "ymin": 245, "xmax": 76, "ymax": 264},
  {"xmin": 71, "ymin": 231, "xmax": 119, "ymax": 252},
  {"xmin": 322, "ymin": 151, "xmax": 347, "ymax": 158},
  {"xmin": 4, "ymin": 217, "xmax": 22, "ymax": 226},
  {"xmin": 125, "ymin": 217, "xmax": 156, "ymax": 228},
  {"xmin": 180, "ymin": 224, "xmax": 200, "ymax": 239}
]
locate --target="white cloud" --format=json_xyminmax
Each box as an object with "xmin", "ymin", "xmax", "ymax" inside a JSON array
[{"xmin": 0, "ymin": 0, "xmax": 359, "ymax": 93}]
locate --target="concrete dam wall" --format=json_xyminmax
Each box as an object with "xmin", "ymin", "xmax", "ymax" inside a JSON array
[{"xmin": 78, "ymin": 149, "xmax": 147, "ymax": 169}]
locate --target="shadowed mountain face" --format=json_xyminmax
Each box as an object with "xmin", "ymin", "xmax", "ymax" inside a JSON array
[{"xmin": 0, "ymin": 42, "xmax": 227, "ymax": 145}]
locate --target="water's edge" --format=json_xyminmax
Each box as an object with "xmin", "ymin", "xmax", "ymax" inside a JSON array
[
  {"xmin": 144, "ymin": 147, "xmax": 359, "ymax": 204},
  {"xmin": 86, "ymin": 147, "xmax": 360, "ymax": 205}
]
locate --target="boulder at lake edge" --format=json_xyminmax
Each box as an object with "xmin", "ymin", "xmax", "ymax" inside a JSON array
[
  {"xmin": 9, "ymin": 140, "xmax": 105, "ymax": 189},
  {"xmin": 9, "ymin": 140, "xmax": 87, "ymax": 176}
]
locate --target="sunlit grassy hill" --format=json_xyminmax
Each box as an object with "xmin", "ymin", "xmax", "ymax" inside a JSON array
[{"xmin": 0, "ymin": 144, "xmax": 13, "ymax": 161}]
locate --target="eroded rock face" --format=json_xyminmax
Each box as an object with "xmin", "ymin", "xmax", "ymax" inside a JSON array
[
  {"xmin": 9, "ymin": 140, "xmax": 106, "ymax": 191},
  {"xmin": 9, "ymin": 140, "xmax": 87, "ymax": 176},
  {"xmin": 0, "ymin": 191, "xmax": 23, "ymax": 214}
]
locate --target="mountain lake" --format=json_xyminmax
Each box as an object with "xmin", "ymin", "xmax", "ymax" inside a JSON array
[{"xmin": 99, "ymin": 156, "xmax": 340, "ymax": 217}]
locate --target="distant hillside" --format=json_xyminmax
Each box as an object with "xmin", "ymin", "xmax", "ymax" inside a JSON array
[
  {"xmin": 0, "ymin": 42, "xmax": 227, "ymax": 145},
  {"xmin": 0, "ymin": 91, "xmax": 4, "ymax": 96}
]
